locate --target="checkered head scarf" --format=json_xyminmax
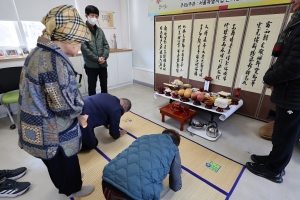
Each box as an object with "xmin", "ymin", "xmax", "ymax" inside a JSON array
[{"xmin": 41, "ymin": 5, "xmax": 91, "ymax": 44}]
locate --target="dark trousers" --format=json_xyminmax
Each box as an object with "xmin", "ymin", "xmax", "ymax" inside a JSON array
[
  {"xmin": 85, "ymin": 66, "xmax": 108, "ymax": 96},
  {"xmin": 81, "ymin": 124, "xmax": 98, "ymax": 151},
  {"xmin": 102, "ymin": 180, "xmax": 133, "ymax": 200},
  {"xmin": 42, "ymin": 151, "xmax": 82, "ymax": 196},
  {"xmin": 266, "ymin": 106, "xmax": 300, "ymax": 174}
]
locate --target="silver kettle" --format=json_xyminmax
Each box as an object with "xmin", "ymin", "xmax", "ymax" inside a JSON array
[
  {"xmin": 191, "ymin": 119, "xmax": 205, "ymax": 129},
  {"xmin": 206, "ymin": 121, "xmax": 219, "ymax": 138}
]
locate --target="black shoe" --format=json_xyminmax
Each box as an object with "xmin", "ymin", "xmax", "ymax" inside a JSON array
[
  {"xmin": 251, "ymin": 155, "xmax": 285, "ymax": 176},
  {"xmin": 251, "ymin": 154, "xmax": 268, "ymax": 164},
  {"xmin": 0, "ymin": 178, "xmax": 30, "ymax": 198},
  {"xmin": 246, "ymin": 162, "xmax": 283, "ymax": 183},
  {"xmin": 0, "ymin": 167, "xmax": 27, "ymax": 180}
]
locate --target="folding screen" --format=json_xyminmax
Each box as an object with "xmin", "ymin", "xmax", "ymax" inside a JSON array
[
  {"xmin": 235, "ymin": 5, "xmax": 288, "ymax": 118},
  {"xmin": 170, "ymin": 14, "xmax": 193, "ymax": 83},
  {"xmin": 154, "ymin": 16, "xmax": 173, "ymax": 89},
  {"xmin": 209, "ymin": 9, "xmax": 249, "ymax": 93},
  {"xmin": 153, "ymin": 5, "xmax": 291, "ymax": 122},
  {"xmin": 188, "ymin": 12, "xmax": 217, "ymax": 89}
]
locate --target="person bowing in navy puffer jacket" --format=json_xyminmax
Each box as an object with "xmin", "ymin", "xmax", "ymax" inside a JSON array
[{"xmin": 102, "ymin": 129, "xmax": 182, "ymax": 200}]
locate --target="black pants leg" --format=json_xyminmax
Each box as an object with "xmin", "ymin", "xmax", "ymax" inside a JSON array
[
  {"xmin": 265, "ymin": 106, "xmax": 300, "ymax": 174},
  {"xmin": 99, "ymin": 67, "xmax": 108, "ymax": 93},
  {"xmin": 85, "ymin": 67, "xmax": 99, "ymax": 96},
  {"xmin": 81, "ymin": 124, "xmax": 98, "ymax": 151},
  {"xmin": 42, "ymin": 152, "xmax": 82, "ymax": 196}
]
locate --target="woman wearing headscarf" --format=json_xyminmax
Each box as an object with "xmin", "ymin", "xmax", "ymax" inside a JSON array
[{"xmin": 17, "ymin": 5, "xmax": 93, "ymax": 197}]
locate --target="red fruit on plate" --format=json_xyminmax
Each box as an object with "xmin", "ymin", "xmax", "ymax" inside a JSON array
[
  {"xmin": 191, "ymin": 92, "xmax": 198, "ymax": 100},
  {"xmin": 197, "ymin": 93, "xmax": 205, "ymax": 102}
]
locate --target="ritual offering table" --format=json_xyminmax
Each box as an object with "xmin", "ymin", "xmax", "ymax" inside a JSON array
[
  {"xmin": 159, "ymin": 103, "xmax": 196, "ymax": 131},
  {"xmin": 154, "ymin": 92, "xmax": 243, "ymax": 121}
]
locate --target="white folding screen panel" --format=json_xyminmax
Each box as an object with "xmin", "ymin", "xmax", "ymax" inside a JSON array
[
  {"xmin": 236, "ymin": 14, "xmax": 285, "ymax": 94},
  {"xmin": 155, "ymin": 21, "xmax": 173, "ymax": 75},
  {"xmin": 171, "ymin": 14, "xmax": 193, "ymax": 79},
  {"xmin": 210, "ymin": 12, "xmax": 247, "ymax": 87},
  {"xmin": 189, "ymin": 15, "xmax": 216, "ymax": 81}
]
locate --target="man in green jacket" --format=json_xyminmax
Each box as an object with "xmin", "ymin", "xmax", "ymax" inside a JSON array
[{"xmin": 81, "ymin": 5, "xmax": 110, "ymax": 95}]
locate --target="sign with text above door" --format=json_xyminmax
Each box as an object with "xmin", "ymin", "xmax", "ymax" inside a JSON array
[{"xmin": 148, "ymin": 0, "xmax": 290, "ymax": 16}]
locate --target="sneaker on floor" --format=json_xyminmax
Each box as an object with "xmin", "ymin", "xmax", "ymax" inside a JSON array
[
  {"xmin": 251, "ymin": 155, "xmax": 285, "ymax": 176},
  {"xmin": 0, "ymin": 178, "xmax": 30, "ymax": 198},
  {"xmin": 246, "ymin": 162, "xmax": 283, "ymax": 183},
  {"xmin": 69, "ymin": 185, "xmax": 95, "ymax": 197},
  {"xmin": 0, "ymin": 167, "xmax": 27, "ymax": 180}
]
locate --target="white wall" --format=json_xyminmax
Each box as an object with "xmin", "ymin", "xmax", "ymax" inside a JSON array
[
  {"xmin": 129, "ymin": 0, "xmax": 154, "ymax": 71},
  {"xmin": 0, "ymin": 0, "xmax": 130, "ymax": 49},
  {"xmin": 133, "ymin": 66, "xmax": 154, "ymax": 86},
  {"xmin": 14, "ymin": 0, "xmax": 76, "ymax": 21}
]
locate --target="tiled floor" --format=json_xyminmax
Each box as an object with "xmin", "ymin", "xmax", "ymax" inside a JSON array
[{"xmin": 0, "ymin": 83, "xmax": 299, "ymax": 200}]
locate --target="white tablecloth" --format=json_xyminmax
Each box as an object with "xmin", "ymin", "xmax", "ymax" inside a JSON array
[{"xmin": 154, "ymin": 92, "xmax": 243, "ymax": 121}]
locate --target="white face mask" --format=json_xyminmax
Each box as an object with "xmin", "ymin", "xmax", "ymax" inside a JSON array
[{"xmin": 87, "ymin": 16, "xmax": 97, "ymax": 26}]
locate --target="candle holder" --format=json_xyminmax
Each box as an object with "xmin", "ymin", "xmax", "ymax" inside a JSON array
[
  {"xmin": 231, "ymin": 98, "xmax": 239, "ymax": 105},
  {"xmin": 231, "ymin": 88, "xmax": 241, "ymax": 105},
  {"xmin": 235, "ymin": 87, "xmax": 241, "ymax": 98},
  {"xmin": 203, "ymin": 76, "xmax": 213, "ymax": 92}
]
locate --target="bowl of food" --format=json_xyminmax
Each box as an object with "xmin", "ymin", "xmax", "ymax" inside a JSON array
[
  {"xmin": 165, "ymin": 88, "xmax": 172, "ymax": 96},
  {"xmin": 163, "ymin": 83, "xmax": 176, "ymax": 90},
  {"xmin": 183, "ymin": 84, "xmax": 192, "ymax": 89},
  {"xmin": 171, "ymin": 79, "xmax": 183, "ymax": 86},
  {"xmin": 172, "ymin": 90, "xmax": 179, "ymax": 98}
]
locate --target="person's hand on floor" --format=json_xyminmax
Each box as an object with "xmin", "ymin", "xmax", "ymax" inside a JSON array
[{"xmin": 120, "ymin": 129, "xmax": 127, "ymax": 137}]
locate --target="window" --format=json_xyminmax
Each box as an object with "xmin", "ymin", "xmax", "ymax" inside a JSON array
[
  {"xmin": 0, "ymin": 21, "xmax": 20, "ymax": 46},
  {"xmin": 21, "ymin": 21, "xmax": 45, "ymax": 48}
]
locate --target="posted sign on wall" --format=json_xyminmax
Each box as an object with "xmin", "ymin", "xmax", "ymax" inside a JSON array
[{"xmin": 148, "ymin": 0, "xmax": 290, "ymax": 16}]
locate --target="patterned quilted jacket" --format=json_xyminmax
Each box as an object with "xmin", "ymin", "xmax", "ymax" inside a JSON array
[
  {"xmin": 102, "ymin": 134, "xmax": 179, "ymax": 200},
  {"xmin": 17, "ymin": 37, "xmax": 83, "ymax": 160}
]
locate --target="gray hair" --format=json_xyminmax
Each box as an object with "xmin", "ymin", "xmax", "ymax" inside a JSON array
[{"xmin": 120, "ymin": 98, "xmax": 131, "ymax": 111}]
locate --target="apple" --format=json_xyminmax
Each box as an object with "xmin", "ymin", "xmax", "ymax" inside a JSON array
[{"xmin": 197, "ymin": 93, "xmax": 205, "ymax": 102}]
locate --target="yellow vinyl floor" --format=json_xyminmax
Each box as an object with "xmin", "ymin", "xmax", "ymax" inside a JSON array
[{"xmin": 75, "ymin": 112, "xmax": 245, "ymax": 200}]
